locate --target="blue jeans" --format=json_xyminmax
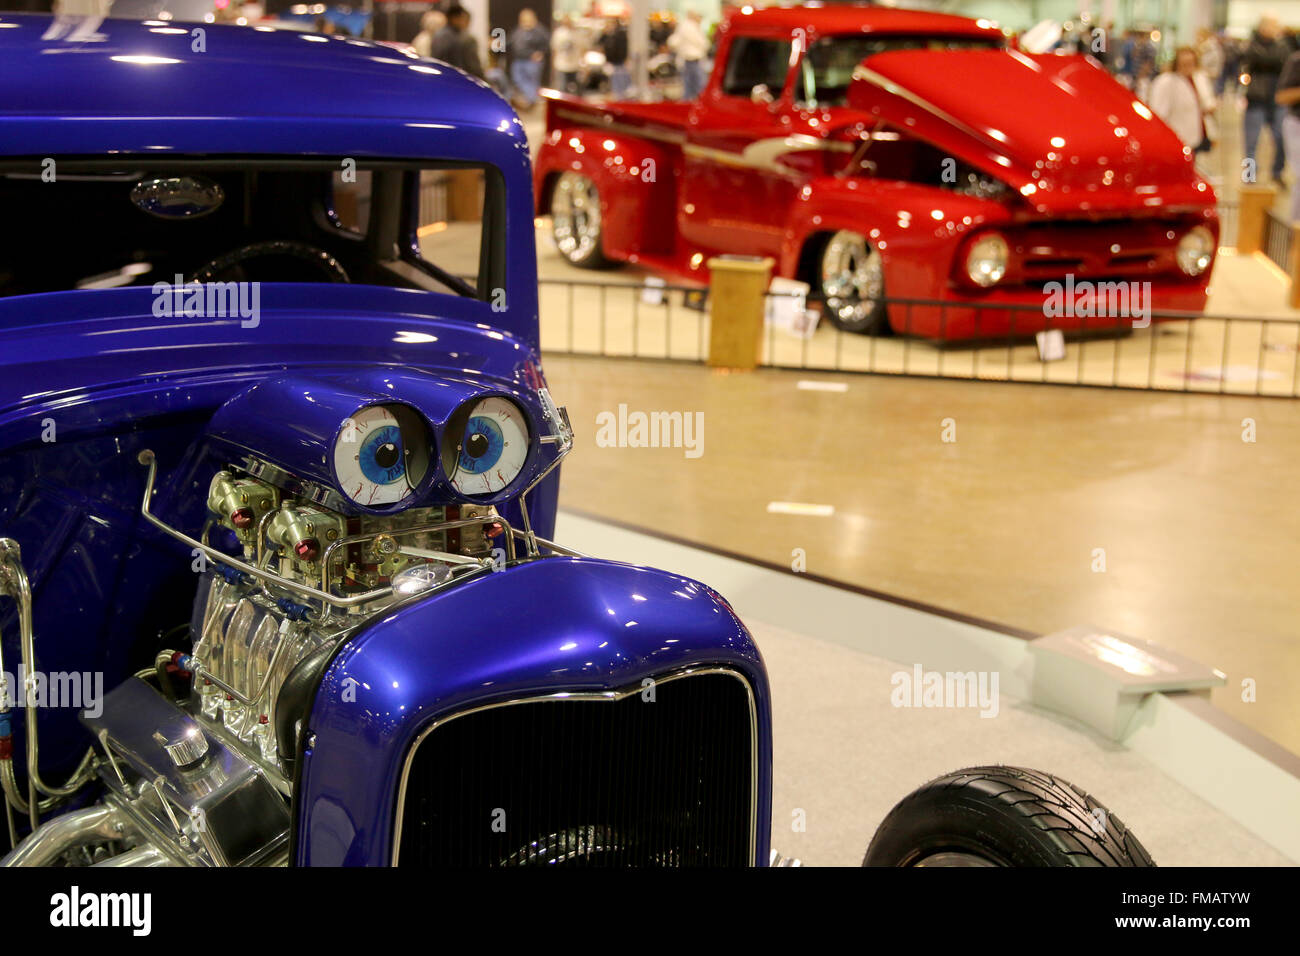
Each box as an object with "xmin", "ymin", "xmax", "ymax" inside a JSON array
[
  {"xmin": 681, "ymin": 58, "xmax": 704, "ymax": 99},
  {"xmin": 1245, "ymin": 101, "xmax": 1286, "ymax": 179},
  {"xmin": 610, "ymin": 64, "xmax": 631, "ymax": 98},
  {"xmin": 511, "ymin": 58, "xmax": 542, "ymax": 107}
]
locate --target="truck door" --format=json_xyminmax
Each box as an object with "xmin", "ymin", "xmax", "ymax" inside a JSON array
[{"xmin": 679, "ymin": 34, "xmax": 802, "ymax": 260}]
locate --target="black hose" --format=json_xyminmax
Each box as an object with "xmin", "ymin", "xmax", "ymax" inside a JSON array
[{"xmin": 273, "ymin": 643, "xmax": 336, "ymax": 775}]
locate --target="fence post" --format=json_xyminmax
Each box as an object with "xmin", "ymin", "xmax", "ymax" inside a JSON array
[
  {"xmin": 1236, "ymin": 183, "xmax": 1277, "ymax": 255},
  {"xmin": 706, "ymin": 256, "xmax": 773, "ymax": 370}
]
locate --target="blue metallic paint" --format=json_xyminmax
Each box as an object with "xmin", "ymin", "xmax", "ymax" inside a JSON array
[
  {"xmin": 0, "ymin": 13, "xmax": 774, "ymax": 866},
  {"xmin": 206, "ymin": 370, "xmax": 546, "ymax": 512},
  {"xmin": 0, "ymin": 291, "xmax": 559, "ymax": 785},
  {"xmin": 0, "ymin": 16, "xmax": 539, "ymax": 351},
  {"xmin": 299, "ymin": 557, "xmax": 773, "ymax": 866}
]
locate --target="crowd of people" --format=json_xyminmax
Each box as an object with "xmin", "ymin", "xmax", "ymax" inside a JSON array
[
  {"xmin": 408, "ymin": 4, "xmax": 714, "ymax": 111},
  {"xmin": 1084, "ymin": 16, "xmax": 1300, "ymax": 219},
  {"xmin": 399, "ymin": 6, "xmax": 1300, "ymax": 218}
]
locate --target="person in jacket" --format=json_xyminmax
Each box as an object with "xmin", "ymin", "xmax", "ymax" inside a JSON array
[
  {"xmin": 599, "ymin": 17, "xmax": 631, "ymax": 98},
  {"xmin": 509, "ymin": 8, "xmax": 550, "ymax": 110},
  {"xmin": 667, "ymin": 10, "xmax": 709, "ymax": 100},
  {"xmin": 1150, "ymin": 47, "xmax": 1217, "ymax": 152},
  {"xmin": 429, "ymin": 4, "xmax": 483, "ymax": 79},
  {"xmin": 1242, "ymin": 15, "xmax": 1290, "ymax": 183}
]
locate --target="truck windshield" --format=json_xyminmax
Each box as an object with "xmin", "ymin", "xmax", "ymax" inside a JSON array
[
  {"xmin": 0, "ymin": 159, "xmax": 504, "ymax": 304},
  {"xmin": 797, "ymin": 34, "xmax": 1006, "ymax": 107}
]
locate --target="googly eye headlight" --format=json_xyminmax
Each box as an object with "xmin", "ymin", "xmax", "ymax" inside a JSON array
[
  {"xmin": 442, "ymin": 396, "xmax": 531, "ymax": 498},
  {"xmin": 333, "ymin": 403, "xmax": 431, "ymax": 509}
]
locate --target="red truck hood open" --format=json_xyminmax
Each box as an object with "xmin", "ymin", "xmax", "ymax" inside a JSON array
[{"xmin": 846, "ymin": 49, "xmax": 1214, "ymax": 215}]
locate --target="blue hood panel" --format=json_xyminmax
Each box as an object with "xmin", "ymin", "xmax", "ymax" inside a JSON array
[{"xmin": 298, "ymin": 556, "xmax": 773, "ymax": 865}]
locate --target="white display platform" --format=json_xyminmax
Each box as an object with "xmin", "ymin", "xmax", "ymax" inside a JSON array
[
  {"xmin": 555, "ymin": 510, "xmax": 1300, "ymax": 866},
  {"xmin": 1030, "ymin": 625, "xmax": 1226, "ymax": 740}
]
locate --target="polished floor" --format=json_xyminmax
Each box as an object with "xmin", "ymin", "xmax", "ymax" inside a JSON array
[
  {"xmin": 557, "ymin": 512, "xmax": 1294, "ymax": 865},
  {"xmin": 543, "ymin": 353, "xmax": 1300, "ymax": 756}
]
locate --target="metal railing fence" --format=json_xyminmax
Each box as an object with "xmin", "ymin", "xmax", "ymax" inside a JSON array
[{"xmin": 537, "ymin": 276, "xmax": 1300, "ymax": 397}]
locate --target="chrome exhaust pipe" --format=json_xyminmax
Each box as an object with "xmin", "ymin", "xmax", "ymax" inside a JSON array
[
  {"xmin": 91, "ymin": 844, "xmax": 169, "ymax": 867},
  {"xmin": 0, "ymin": 805, "xmax": 128, "ymax": 867}
]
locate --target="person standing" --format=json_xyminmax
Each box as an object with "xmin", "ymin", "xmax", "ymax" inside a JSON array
[
  {"xmin": 429, "ymin": 4, "xmax": 484, "ymax": 79},
  {"xmin": 509, "ymin": 9, "xmax": 550, "ymax": 110},
  {"xmin": 1276, "ymin": 51, "xmax": 1300, "ymax": 218},
  {"xmin": 599, "ymin": 17, "xmax": 631, "ymax": 99},
  {"xmin": 412, "ymin": 9, "xmax": 446, "ymax": 59},
  {"xmin": 667, "ymin": 10, "xmax": 709, "ymax": 100},
  {"xmin": 1196, "ymin": 28, "xmax": 1224, "ymax": 91},
  {"xmin": 1150, "ymin": 47, "xmax": 1217, "ymax": 152},
  {"xmin": 1242, "ymin": 15, "xmax": 1290, "ymax": 184},
  {"xmin": 552, "ymin": 14, "xmax": 582, "ymax": 94}
]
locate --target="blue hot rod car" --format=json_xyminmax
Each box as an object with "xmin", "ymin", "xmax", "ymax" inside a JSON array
[
  {"xmin": 0, "ymin": 15, "xmax": 1153, "ymax": 869},
  {"xmin": 0, "ymin": 15, "xmax": 768, "ymax": 868}
]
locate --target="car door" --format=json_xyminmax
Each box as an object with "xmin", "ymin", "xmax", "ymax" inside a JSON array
[{"xmin": 679, "ymin": 34, "xmax": 802, "ymax": 260}]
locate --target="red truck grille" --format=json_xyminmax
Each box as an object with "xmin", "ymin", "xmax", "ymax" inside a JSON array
[{"xmin": 1004, "ymin": 217, "xmax": 1212, "ymax": 286}]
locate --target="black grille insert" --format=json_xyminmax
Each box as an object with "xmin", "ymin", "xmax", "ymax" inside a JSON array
[{"xmin": 395, "ymin": 671, "xmax": 754, "ymax": 867}]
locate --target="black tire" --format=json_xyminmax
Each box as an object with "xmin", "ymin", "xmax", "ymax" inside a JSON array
[{"xmin": 863, "ymin": 765, "xmax": 1156, "ymax": 867}]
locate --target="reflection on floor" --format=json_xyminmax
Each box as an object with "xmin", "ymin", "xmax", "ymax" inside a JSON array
[
  {"xmin": 556, "ymin": 511, "xmax": 1294, "ymax": 866},
  {"xmin": 544, "ymin": 353, "xmax": 1300, "ymax": 757}
]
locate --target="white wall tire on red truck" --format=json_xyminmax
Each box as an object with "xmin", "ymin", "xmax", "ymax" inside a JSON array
[
  {"xmin": 550, "ymin": 172, "xmax": 610, "ymax": 269},
  {"xmin": 819, "ymin": 230, "xmax": 890, "ymax": 336}
]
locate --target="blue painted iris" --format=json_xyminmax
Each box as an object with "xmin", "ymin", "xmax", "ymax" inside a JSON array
[
  {"xmin": 458, "ymin": 415, "xmax": 504, "ymax": 475},
  {"xmin": 358, "ymin": 425, "xmax": 405, "ymax": 485}
]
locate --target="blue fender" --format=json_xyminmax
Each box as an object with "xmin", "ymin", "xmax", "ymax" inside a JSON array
[{"xmin": 296, "ymin": 556, "xmax": 772, "ymax": 866}]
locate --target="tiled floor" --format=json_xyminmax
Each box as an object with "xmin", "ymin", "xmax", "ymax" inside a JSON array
[
  {"xmin": 543, "ymin": 353, "xmax": 1300, "ymax": 757},
  {"xmin": 517, "ymin": 88, "xmax": 1300, "ymax": 759}
]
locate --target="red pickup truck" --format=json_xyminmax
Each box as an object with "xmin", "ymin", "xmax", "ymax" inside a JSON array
[{"xmin": 533, "ymin": 5, "xmax": 1217, "ymax": 339}]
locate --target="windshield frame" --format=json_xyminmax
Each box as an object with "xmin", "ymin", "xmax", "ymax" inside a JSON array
[{"xmin": 793, "ymin": 32, "xmax": 1008, "ymax": 109}]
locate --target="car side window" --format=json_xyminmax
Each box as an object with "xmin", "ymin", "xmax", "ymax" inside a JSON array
[{"xmin": 721, "ymin": 37, "xmax": 793, "ymax": 98}]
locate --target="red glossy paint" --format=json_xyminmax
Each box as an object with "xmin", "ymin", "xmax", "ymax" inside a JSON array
[{"xmin": 533, "ymin": 4, "xmax": 1218, "ymax": 339}]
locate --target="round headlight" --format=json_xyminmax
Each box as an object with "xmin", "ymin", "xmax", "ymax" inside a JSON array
[
  {"xmin": 966, "ymin": 233, "xmax": 1009, "ymax": 287},
  {"xmin": 1176, "ymin": 226, "xmax": 1214, "ymax": 277},
  {"xmin": 442, "ymin": 397, "xmax": 532, "ymax": 498},
  {"xmin": 332, "ymin": 403, "xmax": 431, "ymax": 509}
]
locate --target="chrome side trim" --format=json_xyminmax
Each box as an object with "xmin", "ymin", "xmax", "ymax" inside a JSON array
[
  {"xmin": 682, "ymin": 135, "xmax": 853, "ymax": 178},
  {"xmin": 389, "ymin": 665, "xmax": 760, "ymax": 866},
  {"xmin": 553, "ymin": 107, "xmax": 688, "ymax": 146}
]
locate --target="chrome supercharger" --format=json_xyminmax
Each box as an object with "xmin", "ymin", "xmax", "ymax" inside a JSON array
[{"xmin": 0, "ymin": 389, "xmax": 576, "ymax": 867}]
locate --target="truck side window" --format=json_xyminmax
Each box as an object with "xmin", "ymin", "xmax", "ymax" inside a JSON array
[{"xmin": 721, "ymin": 37, "xmax": 793, "ymax": 98}]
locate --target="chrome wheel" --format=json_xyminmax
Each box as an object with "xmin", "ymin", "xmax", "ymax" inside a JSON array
[
  {"xmin": 551, "ymin": 172, "xmax": 606, "ymax": 267},
  {"xmin": 820, "ymin": 229, "xmax": 887, "ymax": 334}
]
